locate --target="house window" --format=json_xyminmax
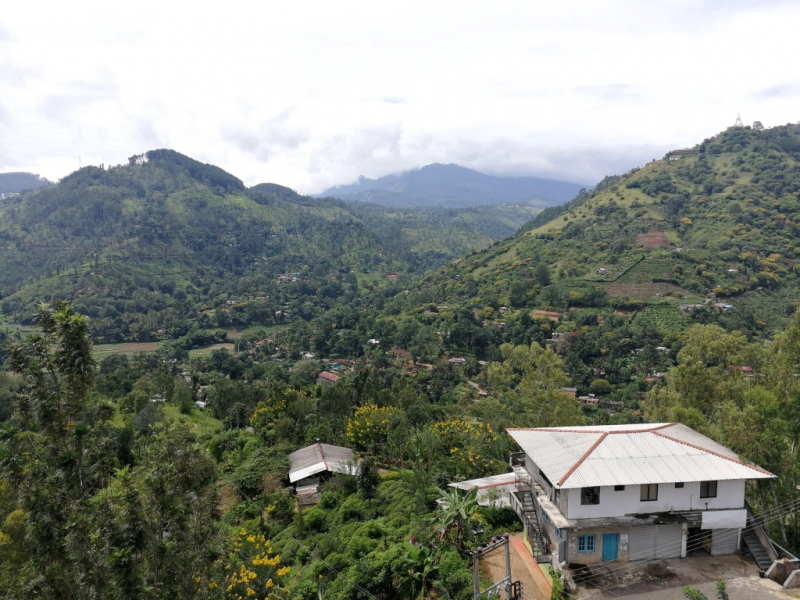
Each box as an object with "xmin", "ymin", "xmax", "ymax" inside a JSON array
[
  {"xmin": 577, "ymin": 534, "xmax": 595, "ymax": 553},
  {"xmin": 614, "ymin": 485, "xmax": 625, "ymax": 492},
  {"xmin": 675, "ymin": 482, "xmax": 684, "ymax": 489},
  {"xmin": 640, "ymin": 483, "xmax": 658, "ymax": 501},
  {"xmin": 700, "ymin": 481, "xmax": 718, "ymax": 498},
  {"xmin": 581, "ymin": 487, "xmax": 600, "ymax": 505}
]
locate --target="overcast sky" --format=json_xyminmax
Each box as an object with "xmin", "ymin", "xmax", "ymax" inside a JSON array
[{"xmin": 2, "ymin": 1, "xmax": 799, "ymax": 193}]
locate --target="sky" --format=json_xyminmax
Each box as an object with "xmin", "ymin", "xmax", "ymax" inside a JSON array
[{"xmin": 2, "ymin": 1, "xmax": 799, "ymax": 194}]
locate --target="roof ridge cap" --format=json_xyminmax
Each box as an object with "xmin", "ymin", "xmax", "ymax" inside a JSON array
[
  {"xmin": 652, "ymin": 431, "xmax": 774, "ymax": 476},
  {"xmin": 317, "ymin": 442, "xmax": 329, "ymax": 471},
  {"xmin": 557, "ymin": 432, "xmax": 608, "ymax": 486},
  {"xmin": 508, "ymin": 422, "xmax": 677, "ymax": 434}
]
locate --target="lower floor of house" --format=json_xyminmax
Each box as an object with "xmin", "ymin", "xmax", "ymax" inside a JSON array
[{"xmin": 530, "ymin": 521, "xmax": 742, "ymax": 566}]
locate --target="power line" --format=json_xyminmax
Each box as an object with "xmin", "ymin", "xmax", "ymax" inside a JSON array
[
  {"xmin": 559, "ymin": 501, "xmax": 797, "ymax": 600},
  {"xmin": 215, "ymin": 467, "xmax": 383, "ymax": 600},
  {"xmin": 572, "ymin": 496, "xmax": 800, "ymax": 584},
  {"xmin": 568, "ymin": 498, "xmax": 800, "ymax": 590}
]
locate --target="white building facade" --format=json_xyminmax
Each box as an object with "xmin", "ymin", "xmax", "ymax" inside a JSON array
[{"xmin": 507, "ymin": 423, "xmax": 774, "ymax": 567}]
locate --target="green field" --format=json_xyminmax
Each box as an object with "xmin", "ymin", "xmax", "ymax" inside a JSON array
[
  {"xmin": 110, "ymin": 403, "xmax": 223, "ymax": 435},
  {"xmin": 188, "ymin": 343, "xmax": 235, "ymax": 357},
  {"xmin": 92, "ymin": 342, "xmax": 161, "ymax": 360}
]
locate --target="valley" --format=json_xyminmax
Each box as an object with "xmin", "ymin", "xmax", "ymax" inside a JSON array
[{"xmin": 3, "ymin": 124, "xmax": 800, "ymax": 600}]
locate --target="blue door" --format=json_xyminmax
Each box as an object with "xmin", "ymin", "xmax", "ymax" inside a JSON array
[{"xmin": 602, "ymin": 534, "xmax": 619, "ymax": 562}]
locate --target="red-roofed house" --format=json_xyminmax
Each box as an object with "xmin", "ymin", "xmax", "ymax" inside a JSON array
[{"xmin": 318, "ymin": 371, "xmax": 339, "ymax": 385}]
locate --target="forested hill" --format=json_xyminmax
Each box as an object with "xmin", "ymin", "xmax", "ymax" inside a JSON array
[
  {"xmin": 394, "ymin": 123, "xmax": 800, "ymax": 339},
  {"xmin": 0, "ymin": 149, "xmax": 536, "ymax": 342},
  {"xmin": 319, "ymin": 163, "xmax": 587, "ymax": 208},
  {"xmin": 0, "ymin": 172, "xmax": 52, "ymax": 193}
]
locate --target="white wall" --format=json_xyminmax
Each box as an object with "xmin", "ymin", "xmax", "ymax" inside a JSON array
[{"xmin": 565, "ymin": 480, "xmax": 746, "ymax": 519}]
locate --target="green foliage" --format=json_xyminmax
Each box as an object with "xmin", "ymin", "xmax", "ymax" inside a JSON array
[{"xmin": 548, "ymin": 566, "xmax": 566, "ymax": 600}]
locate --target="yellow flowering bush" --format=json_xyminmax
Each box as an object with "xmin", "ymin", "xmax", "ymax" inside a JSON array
[
  {"xmin": 431, "ymin": 419, "xmax": 501, "ymax": 478},
  {"xmin": 250, "ymin": 397, "xmax": 287, "ymax": 438},
  {"xmin": 200, "ymin": 528, "xmax": 291, "ymax": 600},
  {"xmin": 346, "ymin": 402, "xmax": 399, "ymax": 450}
]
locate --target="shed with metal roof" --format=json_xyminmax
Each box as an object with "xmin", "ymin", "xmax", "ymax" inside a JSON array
[{"xmin": 288, "ymin": 442, "xmax": 356, "ymax": 483}]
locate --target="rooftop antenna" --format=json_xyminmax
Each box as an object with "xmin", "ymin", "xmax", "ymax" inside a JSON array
[{"xmin": 734, "ymin": 113, "xmax": 743, "ymax": 128}]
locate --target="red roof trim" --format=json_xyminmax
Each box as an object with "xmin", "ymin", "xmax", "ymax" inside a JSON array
[
  {"xmin": 317, "ymin": 442, "xmax": 329, "ymax": 471},
  {"xmin": 557, "ymin": 432, "xmax": 608, "ymax": 486},
  {"xmin": 652, "ymin": 431, "xmax": 774, "ymax": 477}
]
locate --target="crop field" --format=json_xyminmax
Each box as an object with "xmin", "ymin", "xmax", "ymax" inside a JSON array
[
  {"xmin": 607, "ymin": 281, "xmax": 688, "ymax": 299},
  {"xmin": 584, "ymin": 255, "xmax": 644, "ymax": 282},
  {"xmin": 92, "ymin": 342, "xmax": 160, "ymax": 360},
  {"xmin": 617, "ymin": 258, "xmax": 686, "ymax": 283},
  {"xmin": 629, "ymin": 305, "xmax": 690, "ymax": 334}
]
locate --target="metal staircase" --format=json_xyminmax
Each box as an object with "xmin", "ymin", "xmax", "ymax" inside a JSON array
[{"xmin": 742, "ymin": 526, "xmax": 773, "ymax": 571}]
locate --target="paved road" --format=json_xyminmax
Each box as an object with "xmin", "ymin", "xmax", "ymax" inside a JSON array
[
  {"xmin": 480, "ymin": 533, "xmax": 552, "ymax": 600},
  {"xmin": 581, "ymin": 555, "xmax": 798, "ymax": 599}
]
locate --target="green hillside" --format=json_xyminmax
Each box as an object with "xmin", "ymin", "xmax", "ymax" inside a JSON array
[
  {"xmin": 428, "ymin": 124, "xmax": 800, "ymax": 331},
  {"xmin": 0, "ymin": 150, "xmax": 535, "ymax": 344},
  {"xmin": 281, "ymin": 123, "xmax": 800, "ymax": 412}
]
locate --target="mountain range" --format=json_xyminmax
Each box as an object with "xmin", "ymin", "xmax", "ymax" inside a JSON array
[
  {"xmin": 405, "ymin": 123, "xmax": 800, "ymax": 340},
  {"xmin": 0, "ymin": 150, "xmax": 542, "ymax": 342},
  {"xmin": 319, "ymin": 163, "xmax": 587, "ymax": 208}
]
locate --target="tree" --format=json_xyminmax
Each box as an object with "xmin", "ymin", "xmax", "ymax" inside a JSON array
[
  {"xmin": 357, "ymin": 456, "xmax": 380, "ymax": 503},
  {"xmin": 753, "ymin": 121, "xmax": 764, "ymax": 131},
  {"xmin": 487, "ymin": 342, "xmax": 584, "ymax": 427},
  {"xmin": 589, "ymin": 378, "xmax": 612, "ymax": 395},
  {"xmin": 400, "ymin": 543, "xmax": 437, "ymax": 600},
  {"xmin": 433, "ymin": 487, "xmax": 481, "ymax": 551},
  {"xmin": 534, "ymin": 262, "xmax": 551, "ymax": 286}
]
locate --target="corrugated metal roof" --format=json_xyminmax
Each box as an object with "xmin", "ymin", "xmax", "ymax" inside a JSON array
[
  {"xmin": 449, "ymin": 472, "xmax": 519, "ymax": 490},
  {"xmin": 507, "ymin": 423, "xmax": 774, "ymax": 489},
  {"xmin": 288, "ymin": 443, "xmax": 355, "ymax": 483},
  {"xmin": 448, "ymin": 472, "xmax": 520, "ymax": 507}
]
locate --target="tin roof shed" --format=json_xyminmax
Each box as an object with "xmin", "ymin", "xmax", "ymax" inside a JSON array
[{"xmin": 288, "ymin": 442, "xmax": 355, "ymax": 483}]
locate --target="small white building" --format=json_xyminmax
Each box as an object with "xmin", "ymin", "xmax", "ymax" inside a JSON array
[
  {"xmin": 507, "ymin": 423, "xmax": 774, "ymax": 568},
  {"xmin": 449, "ymin": 472, "xmax": 521, "ymax": 508}
]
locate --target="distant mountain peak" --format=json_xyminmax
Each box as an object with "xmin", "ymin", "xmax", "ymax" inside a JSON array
[{"xmin": 319, "ymin": 163, "xmax": 587, "ymax": 209}]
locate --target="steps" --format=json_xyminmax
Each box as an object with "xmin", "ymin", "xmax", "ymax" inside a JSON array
[{"xmin": 742, "ymin": 528, "xmax": 773, "ymax": 571}]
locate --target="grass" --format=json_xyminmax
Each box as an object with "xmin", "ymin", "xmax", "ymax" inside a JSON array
[
  {"xmin": 188, "ymin": 343, "xmax": 235, "ymax": 357},
  {"xmin": 163, "ymin": 405, "xmax": 223, "ymax": 435},
  {"xmin": 92, "ymin": 341, "xmax": 160, "ymax": 360},
  {"xmin": 109, "ymin": 403, "xmax": 223, "ymax": 434},
  {"xmin": 222, "ymin": 324, "xmax": 283, "ymax": 339}
]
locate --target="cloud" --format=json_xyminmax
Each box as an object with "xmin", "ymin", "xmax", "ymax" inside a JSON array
[
  {"xmin": 222, "ymin": 108, "xmax": 310, "ymax": 162},
  {"xmin": 752, "ymin": 82, "xmax": 800, "ymax": 99},
  {"xmin": 3, "ymin": 0, "xmax": 800, "ymax": 191}
]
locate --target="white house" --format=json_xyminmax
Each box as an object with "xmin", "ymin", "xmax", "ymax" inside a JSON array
[{"xmin": 506, "ymin": 423, "xmax": 774, "ymax": 568}]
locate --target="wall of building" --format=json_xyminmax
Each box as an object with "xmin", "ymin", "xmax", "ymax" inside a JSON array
[
  {"xmin": 565, "ymin": 526, "xmax": 631, "ymax": 565},
  {"xmin": 526, "ymin": 456, "xmax": 554, "ymax": 500},
  {"xmin": 564, "ymin": 479, "xmax": 745, "ymax": 519}
]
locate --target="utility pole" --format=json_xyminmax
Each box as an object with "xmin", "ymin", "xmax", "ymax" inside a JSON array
[{"xmin": 472, "ymin": 533, "xmax": 513, "ymax": 600}]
